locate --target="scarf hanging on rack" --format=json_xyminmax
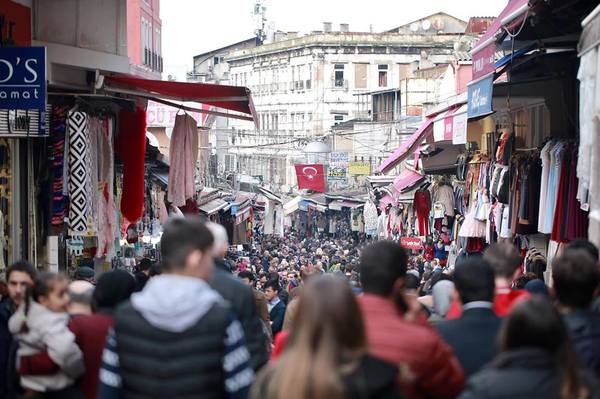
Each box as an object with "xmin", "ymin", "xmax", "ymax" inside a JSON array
[
  {"xmin": 67, "ymin": 110, "xmax": 90, "ymax": 234},
  {"xmin": 116, "ymin": 108, "xmax": 147, "ymax": 223},
  {"xmin": 50, "ymin": 105, "xmax": 69, "ymax": 226}
]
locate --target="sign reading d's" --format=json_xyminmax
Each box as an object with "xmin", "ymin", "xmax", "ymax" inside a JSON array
[
  {"xmin": 0, "ymin": 46, "xmax": 47, "ymax": 137},
  {"xmin": 0, "ymin": 46, "xmax": 46, "ymax": 110}
]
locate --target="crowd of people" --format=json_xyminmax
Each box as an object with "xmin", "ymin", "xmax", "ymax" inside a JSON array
[{"xmin": 1, "ymin": 217, "xmax": 600, "ymax": 399}]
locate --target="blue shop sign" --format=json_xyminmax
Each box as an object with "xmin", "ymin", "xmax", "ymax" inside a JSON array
[
  {"xmin": 0, "ymin": 47, "xmax": 46, "ymax": 110},
  {"xmin": 467, "ymin": 74, "xmax": 494, "ymax": 119}
]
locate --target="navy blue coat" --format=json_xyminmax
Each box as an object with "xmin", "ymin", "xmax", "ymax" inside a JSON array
[
  {"xmin": 436, "ymin": 306, "xmax": 502, "ymax": 377},
  {"xmin": 269, "ymin": 301, "xmax": 286, "ymax": 338}
]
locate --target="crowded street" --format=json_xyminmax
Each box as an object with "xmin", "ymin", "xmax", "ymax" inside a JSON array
[{"xmin": 1, "ymin": 0, "xmax": 600, "ymax": 398}]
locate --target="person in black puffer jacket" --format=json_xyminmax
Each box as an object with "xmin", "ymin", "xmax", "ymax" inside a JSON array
[{"xmin": 460, "ymin": 297, "xmax": 600, "ymax": 399}]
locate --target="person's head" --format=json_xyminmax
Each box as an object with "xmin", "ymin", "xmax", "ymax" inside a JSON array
[
  {"xmin": 93, "ymin": 269, "xmax": 136, "ymax": 312},
  {"xmin": 205, "ymin": 222, "xmax": 229, "ymax": 259},
  {"xmin": 268, "ymin": 275, "xmax": 365, "ymax": 399},
  {"xmin": 404, "ymin": 273, "xmax": 420, "ymax": 294},
  {"xmin": 6, "ymin": 261, "xmax": 37, "ymax": 307},
  {"xmin": 552, "ymin": 250, "xmax": 600, "ymax": 310},
  {"xmin": 74, "ymin": 266, "xmax": 95, "ymax": 283},
  {"xmin": 160, "ymin": 218, "xmax": 215, "ymax": 280},
  {"xmin": 566, "ymin": 239, "xmax": 599, "ymax": 262},
  {"xmin": 500, "ymin": 297, "xmax": 587, "ymax": 399},
  {"xmin": 359, "ymin": 241, "xmax": 408, "ymax": 297},
  {"xmin": 149, "ymin": 263, "xmax": 162, "ymax": 278},
  {"xmin": 513, "ymin": 272, "xmax": 537, "ymax": 289},
  {"xmin": 29, "ymin": 272, "xmax": 70, "ymax": 313},
  {"xmin": 238, "ymin": 270, "xmax": 255, "ymax": 286},
  {"xmin": 264, "ymin": 279, "xmax": 279, "ymax": 301},
  {"xmin": 483, "ymin": 243, "xmax": 522, "ymax": 281},
  {"xmin": 432, "ymin": 280, "xmax": 454, "ymax": 317},
  {"xmin": 137, "ymin": 258, "xmax": 153, "ymax": 275},
  {"xmin": 453, "ymin": 258, "xmax": 495, "ymax": 305},
  {"xmin": 68, "ymin": 280, "xmax": 94, "ymax": 315}
]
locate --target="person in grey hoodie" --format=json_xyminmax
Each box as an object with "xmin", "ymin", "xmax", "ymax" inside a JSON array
[
  {"xmin": 9, "ymin": 272, "xmax": 84, "ymax": 398},
  {"xmin": 98, "ymin": 217, "xmax": 254, "ymax": 399}
]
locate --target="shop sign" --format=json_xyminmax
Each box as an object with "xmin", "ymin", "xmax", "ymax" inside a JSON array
[
  {"xmin": 328, "ymin": 151, "xmax": 348, "ymax": 182},
  {"xmin": 467, "ymin": 74, "xmax": 494, "ymax": 119},
  {"xmin": 452, "ymin": 112, "xmax": 468, "ymax": 145},
  {"xmin": 348, "ymin": 162, "xmax": 371, "ymax": 176},
  {"xmin": 472, "ymin": 44, "xmax": 496, "ymax": 81},
  {"xmin": 298, "ymin": 200, "xmax": 309, "ymax": 212},
  {"xmin": 146, "ymin": 100, "xmax": 208, "ymax": 127},
  {"xmin": 400, "ymin": 236, "xmax": 424, "ymax": 251},
  {"xmin": 0, "ymin": 46, "xmax": 47, "ymax": 136},
  {"xmin": 235, "ymin": 207, "xmax": 251, "ymax": 224}
]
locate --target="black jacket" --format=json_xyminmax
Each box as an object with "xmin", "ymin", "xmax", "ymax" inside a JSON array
[
  {"xmin": 113, "ymin": 301, "xmax": 232, "ymax": 399},
  {"xmin": 268, "ymin": 300, "xmax": 286, "ymax": 338},
  {"xmin": 0, "ymin": 297, "xmax": 13, "ymax": 399},
  {"xmin": 459, "ymin": 348, "xmax": 600, "ymax": 399},
  {"xmin": 252, "ymin": 354, "xmax": 403, "ymax": 399},
  {"xmin": 435, "ymin": 306, "xmax": 502, "ymax": 377},
  {"xmin": 211, "ymin": 259, "xmax": 269, "ymax": 370},
  {"xmin": 564, "ymin": 309, "xmax": 600, "ymax": 376}
]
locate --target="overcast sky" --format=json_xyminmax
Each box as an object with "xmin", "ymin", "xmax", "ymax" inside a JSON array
[{"xmin": 161, "ymin": 0, "xmax": 508, "ymax": 80}]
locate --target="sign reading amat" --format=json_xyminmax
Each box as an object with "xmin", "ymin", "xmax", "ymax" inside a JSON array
[
  {"xmin": 0, "ymin": 46, "xmax": 47, "ymax": 136},
  {"xmin": 467, "ymin": 74, "xmax": 494, "ymax": 119}
]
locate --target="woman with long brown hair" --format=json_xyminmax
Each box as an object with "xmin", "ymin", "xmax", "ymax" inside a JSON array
[
  {"xmin": 460, "ymin": 297, "xmax": 599, "ymax": 399},
  {"xmin": 251, "ymin": 274, "xmax": 402, "ymax": 399}
]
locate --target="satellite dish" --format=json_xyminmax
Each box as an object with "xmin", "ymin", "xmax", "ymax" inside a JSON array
[
  {"xmin": 410, "ymin": 22, "xmax": 419, "ymax": 32},
  {"xmin": 422, "ymin": 20, "xmax": 431, "ymax": 30}
]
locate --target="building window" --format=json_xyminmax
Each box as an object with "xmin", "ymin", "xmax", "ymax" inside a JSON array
[
  {"xmin": 355, "ymin": 63, "xmax": 367, "ymax": 89},
  {"xmin": 214, "ymin": 56, "xmax": 221, "ymax": 65},
  {"xmin": 378, "ymin": 64, "xmax": 388, "ymax": 87},
  {"xmin": 334, "ymin": 64, "xmax": 345, "ymax": 88}
]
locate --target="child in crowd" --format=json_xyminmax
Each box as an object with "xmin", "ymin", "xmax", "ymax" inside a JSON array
[{"xmin": 9, "ymin": 272, "xmax": 84, "ymax": 398}]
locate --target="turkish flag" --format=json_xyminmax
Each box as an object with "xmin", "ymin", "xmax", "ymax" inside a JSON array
[{"xmin": 295, "ymin": 164, "xmax": 326, "ymax": 192}]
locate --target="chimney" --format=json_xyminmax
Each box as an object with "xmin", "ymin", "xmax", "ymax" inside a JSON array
[
  {"xmin": 340, "ymin": 23, "xmax": 349, "ymax": 33},
  {"xmin": 323, "ymin": 22, "xmax": 332, "ymax": 32}
]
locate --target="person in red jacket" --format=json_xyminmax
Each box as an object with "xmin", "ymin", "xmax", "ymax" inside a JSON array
[
  {"xmin": 19, "ymin": 269, "xmax": 136, "ymax": 399},
  {"xmin": 358, "ymin": 241, "xmax": 465, "ymax": 399},
  {"xmin": 446, "ymin": 243, "xmax": 530, "ymax": 320}
]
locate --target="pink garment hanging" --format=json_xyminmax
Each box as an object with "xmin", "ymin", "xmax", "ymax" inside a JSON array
[
  {"xmin": 96, "ymin": 118, "xmax": 116, "ymax": 258},
  {"xmin": 168, "ymin": 113, "xmax": 199, "ymax": 207}
]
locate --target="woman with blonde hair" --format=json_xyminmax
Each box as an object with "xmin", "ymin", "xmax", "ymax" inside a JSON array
[{"xmin": 251, "ymin": 275, "xmax": 402, "ymax": 399}]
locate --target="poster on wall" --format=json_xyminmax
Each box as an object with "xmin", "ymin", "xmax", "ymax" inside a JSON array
[
  {"xmin": 348, "ymin": 162, "xmax": 371, "ymax": 176},
  {"xmin": 328, "ymin": 151, "xmax": 348, "ymax": 182}
]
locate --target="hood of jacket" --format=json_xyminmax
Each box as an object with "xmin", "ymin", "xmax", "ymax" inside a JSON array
[{"xmin": 130, "ymin": 274, "xmax": 223, "ymax": 333}]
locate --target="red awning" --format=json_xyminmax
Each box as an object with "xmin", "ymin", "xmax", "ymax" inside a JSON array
[
  {"xmin": 472, "ymin": 0, "xmax": 531, "ymax": 81},
  {"xmin": 393, "ymin": 169, "xmax": 425, "ymax": 194},
  {"xmin": 104, "ymin": 74, "xmax": 258, "ymax": 124},
  {"xmin": 377, "ymin": 116, "xmax": 435, "ymax": 174}
]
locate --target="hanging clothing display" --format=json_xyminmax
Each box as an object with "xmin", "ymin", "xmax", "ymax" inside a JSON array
[
  {"xmin": 67, "ymin": 110, "xmax": 90, "ymax": 234},
  {"xmin": 116, "ymin": 107, "xmax": 147, "ymax": 223},
  {"xmin": 363, "ymin": 201, "xmax": 378, "ymax": 237},
  {"xmin": 51, "ymin": 105, "xmax": 69, "ymax": 226},
  {"xmin": 413, "ymin": 188, "xmax": 431, "ymax": 236},
  {"xmin": 168, "ymin": 113, "xmax": 199, "ymax": 207},
  {"xmin": 432, "ymin": 183, "xmax": 455, "ymax": 216}
]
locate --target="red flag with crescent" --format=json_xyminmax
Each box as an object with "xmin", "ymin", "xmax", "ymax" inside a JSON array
[{"xmin": 295, "ymin": 164, "xmax": 326, "ymax": 192}]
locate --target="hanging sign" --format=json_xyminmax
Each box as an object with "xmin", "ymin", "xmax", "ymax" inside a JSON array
[
  {"xmin": 452, "ymin": 111, "xmax": 468, "ymax": 145},
  {"xmin": 348, "ymin": 162, "xmax": 371, "ymax": 176},
  {"xmin": 472, "ymin": 44, "xmax": 496, "ymax": 81},
  {"xmin": 400, "ymin": 236, "xmax": 424, "ymax": 250},
  {"xmin": 328, "ymin": 151, "xmax": 348, "ymax": 182},
  {"xmin": 467, "ymin": 74, "xmax": 494, "ymax": 119},
  {"xmin": 0, "ymin": 46, "xmax": 47, "ymax": 136}
]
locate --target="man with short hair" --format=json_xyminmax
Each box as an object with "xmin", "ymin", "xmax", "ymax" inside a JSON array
[
  {"xmin": 0, "ymin": 261, "xmax": 37, "ymax": 398},
  {"xmin": 447, "ymin": 243, "xmax": 529, "ymax": 319},
  {"xmin": 67, "ymin": 280, "xmax": 95, "ymax": 315},
  {"xmin": 436, "ymin": 259, "xmax": 502, "ymax": 377},
  {"xmin": 357, "ymin": 241, "xmax": 464, "ymax": 399},
  {"xmin": 264, "ymin": 280, "xmax": 286, "ymax": 338},
  {"xmin": 237, "ymin": 271, "xmax": 270, "ymax": 331},
  {"xmin": 553, "ymin": 249, "xmax": 600, "ymax": 375},
  {"xmin": 98, "ymin": 218, "xmax": 254, "ymax": 399},
  {"xmin": 206, "ymin": 222, "xmax": 269, "ymax": 370}
]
